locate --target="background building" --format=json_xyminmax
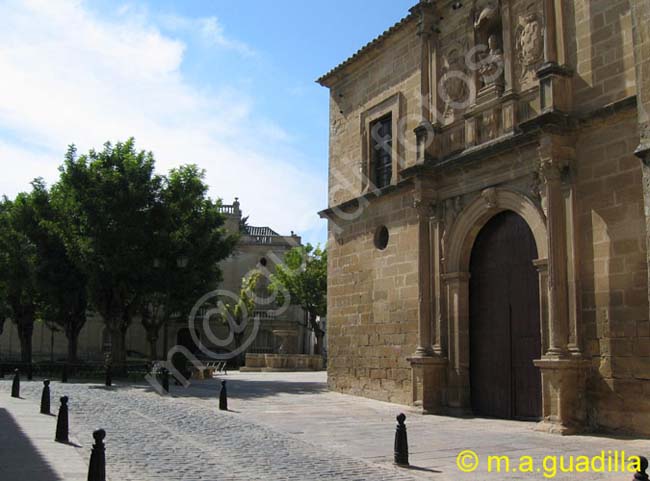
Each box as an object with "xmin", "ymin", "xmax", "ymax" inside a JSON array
[
  {"xmin": 0, "ymin": 198, "xmax": 311, "ymax": 363},
  {"xmin": 319, "ymin": 0, "xmax": 650, "ymax": 435}
]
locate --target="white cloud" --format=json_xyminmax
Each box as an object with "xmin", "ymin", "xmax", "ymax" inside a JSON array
[
  {"xmin": 157, "ymin": 13, "xmax": 255, "ymax": 57},
  {"xmin": 0, "ymin": 0, "xmax": 325, "ymax": 242}
]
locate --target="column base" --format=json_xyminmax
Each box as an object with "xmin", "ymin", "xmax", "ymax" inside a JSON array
[
  {"xmin": 533, "ymin": 358, "xmax": 592, "ymax": 435},
  {"xmin": 408, "ymin": 355, "xmax": 448, "ymax": 414}
]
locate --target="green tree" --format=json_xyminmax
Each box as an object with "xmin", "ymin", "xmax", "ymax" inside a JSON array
[
  {"xmin": 56, "ymin": 139, "xmax": 162, "ymax": 365},
  {"xmin": 27, "ymin": 179, "xmax": 88, "ymax": 363},
  {"xmin": 141, "ymin": 164, "xmax": 237, "ymax": 360},
  {"xmin": 0, "ymin": 195, "xmax": 39, "ymax": 363},
  {"xmin": 220, "ymin": 270, "xmax": 262, "ymax": 365},
  {"xmin": 270, "ymin": 245, "xmax": 327, "ymax": 355}
]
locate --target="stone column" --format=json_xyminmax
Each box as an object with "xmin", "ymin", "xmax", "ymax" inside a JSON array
[
  {"xmin": 414, "ymin": 197, "xmax": 434, "ymax": 357},
  {"xmin": 563, "ymin": 180, "xmax": 583, "ymax": 357},
  {"xmin": 431, "ymin": 204, "xmax": 445, "ymax": 356},
  {"xmin": 535, "ymin": 135, "xmax": 589, "ymax": 434},
  {"xmin": 533, "ymin": 258, "xmax": 550, "ymax": 354},
  {"xmin": 538, "ymin": 136, "xmax": 571, "ymax": 358},
  {"xmin": 409, "ymin": 190, "xmax": 448, "ymax": 413}
]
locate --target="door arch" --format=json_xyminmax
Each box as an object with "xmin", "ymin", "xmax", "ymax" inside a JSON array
[{"xmin": 469, "ymin": 210, "xmax": 542, "ymax": 420}]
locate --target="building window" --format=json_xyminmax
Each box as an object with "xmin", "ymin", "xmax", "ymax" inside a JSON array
[
  {"xmin": 371, "ymin": 115, "xmax": 393, "ymax": 189},
  {"xmin": 374, "ymin": 226, "xmax": 389, "ymax": 250}
]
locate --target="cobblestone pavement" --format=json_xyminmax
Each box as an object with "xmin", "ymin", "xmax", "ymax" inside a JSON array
[
  {"xmin": 2, "ymin": 373, "xmax": 648, "ymax": 481},
  {"xmin": 0, "ymin": 379, "xmax": 421, "ymax": 481}
]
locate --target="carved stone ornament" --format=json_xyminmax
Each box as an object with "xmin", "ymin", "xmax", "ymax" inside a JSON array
[
  {"xmin": 473, "ymin": 1, "xmax": 505, "ymax": 91},
  {"xmin": 481, "ymin": 187, "xmax": 498, "ymax": 209},
  {"xmin": 444, "ymin": 195, "xmax": 464, "ymax": 225},
  {"xmin": 516, "ymin": 12, "xmax": 544, "ymax": 86},
  {"xmin": 482, "ymin": 108, "xmax": 500, "ymax": 141},
  {"xmin": 474, "ymin": 1, "xmax": 501, "ymax": 44},
  {"xmin": 440, "ymin": 47, "xmax": 470, "ymax": 122},
  {"xmin": 413, "ymin": 198, "xmax": 428, "ymax": 216}
]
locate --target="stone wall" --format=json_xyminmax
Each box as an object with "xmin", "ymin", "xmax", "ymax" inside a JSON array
[
  {"xmin": 572, "ymin": 0, "xmax": 637, "ymax": 112},
  {"xmin": 328, "ymin": 21, "xmax": 420, "ymax": 207},
  {"xmin": 576, "ymin": 109, "xmax": 650, "ymax": 433},
  {"xmin": 321, "ymin": 0, "xmax": 650, "ymax": 436},
  {"xmin": 327, "ymin": 193, "xmax": 419, "ymax": 405}
]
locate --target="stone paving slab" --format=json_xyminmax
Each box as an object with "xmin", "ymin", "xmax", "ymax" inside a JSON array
[
  {"xmin": 0, "ymin": 378, "xmax": 422, "ymax": 481},
  {"xmin": 0, "ymin": 390, "xmax": 88, "ymax": 481},
  {"xmin": 177, "ymin": 371, "xmax": 650, "ymax": 481},
  {"xmin": 1, "ymin": 372, "xmax": 648, "ymax": 481}
]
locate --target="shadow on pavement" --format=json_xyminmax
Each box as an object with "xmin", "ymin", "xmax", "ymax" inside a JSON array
[
  {"xmin": 0, "ymin": 408, "xmax": 64, "ymax": 481},
  {"xmin": 165, "ymin": 377, "xmax": 328, "ymax": 401}
]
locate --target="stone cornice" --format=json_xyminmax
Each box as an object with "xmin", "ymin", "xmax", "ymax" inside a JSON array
[{"xmin": 318, "ymin": 178, "xmax": 414, "ymax": 220}]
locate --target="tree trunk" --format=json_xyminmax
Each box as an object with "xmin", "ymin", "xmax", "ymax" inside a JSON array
[
  {"xmin": 66, "ymin": 329, "xmax": 79, "ymax": 364},
  {"xmin": 147, "ymin": 333, "xmax": 159, "ymax": 361},
  {"xmin": 17, "ymin": 321, "xmax": 34, "ymax": 364},
  {"xmin": 109, "ymin": 326, "xmax": 126, "ymax": 365},
  {"xmin": 314, "ymin": 331, "xmax": 324, "ymax": 356}
]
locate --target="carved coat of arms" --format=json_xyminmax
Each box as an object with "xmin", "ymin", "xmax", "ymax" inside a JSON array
[{"xmin": 517, "ymin": 13, "xmax": 543, "ymax": 86}]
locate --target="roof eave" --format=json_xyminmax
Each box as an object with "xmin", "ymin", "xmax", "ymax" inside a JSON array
[{"xmin": 315, "ymin": 11, "xmax": 417, "ymax": 88}]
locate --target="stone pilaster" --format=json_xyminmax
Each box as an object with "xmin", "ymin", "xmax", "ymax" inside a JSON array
[
  {"xmin": 411, "ymin": 0, "xmax": 440, "ymax": 164},
  {"xmin": 536, "ymin": 135, "xmax": 590, "ymax": 434},
  {"xmin": 630, "ymin": 0, "xmax": 650, "ymax": 310},
  {"xmin": 442, "ymin": 271, "xmax": 471, "ymax": 411}
]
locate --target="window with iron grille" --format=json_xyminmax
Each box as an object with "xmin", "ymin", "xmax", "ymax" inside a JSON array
[{"xmin": 371, "ymin": 115, "xmax": 393, "ymax": 189}]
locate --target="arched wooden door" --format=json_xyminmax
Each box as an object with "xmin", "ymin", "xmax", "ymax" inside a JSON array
[{"xmin": 469, "ymin": 210, "xmax": 542, "ymax": 420}]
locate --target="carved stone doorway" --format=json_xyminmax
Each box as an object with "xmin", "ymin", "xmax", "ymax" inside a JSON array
[{"xmin": 469, "ymin": 210, "xmax": 542, "ymax": 420}]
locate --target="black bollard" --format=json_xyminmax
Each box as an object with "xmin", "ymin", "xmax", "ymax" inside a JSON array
[
  {"xmin": 87, "ymin": 429, "xmax": 106, "ymax": 481},
  {"xmin": 61, "ymin": 363, "xmax": 68, "ymax": 383},
  {"xmin": 105, "ymin": 364, "xmax": 112, "ymax": 387},
  {"xmin": 40, "ymin": 380, "xmax": 51, "ymax": 414},
  {"xmin": 0, "ymin": 363, "xmax": 4, "ymax": 379},
  {"xmin": 635, "ymin": 457, "xmax": 649, "ymax": 481},
  {"xmin": 55, "ymin": 396, "xmax": 69, "ymax": 443},
  {"xmin": 394, "ymin": 413, "xmax": 409, "ymax": 467},
  {"xmin": 219, "ymin": 380, "xmax": 228, "ymax": 411},
  {"xmin": 27, "ymin": 363, "xmax": 33, "ymax": 381},
  {"xmin": 11, "ymin": 369, "xmax": 20, "ymax": 398},
  {"xmin": 161, "ymin": 367, "xmax": 169, "ymax": 394}
]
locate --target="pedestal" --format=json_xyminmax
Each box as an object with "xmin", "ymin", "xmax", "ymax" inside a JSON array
[
  {"xmin": 533, "ymin": 358, "xmax": 591, "ymax": 434},
  {"xmin": 409, "ymin": 355, "xmax": 448, "ymax": 414}
]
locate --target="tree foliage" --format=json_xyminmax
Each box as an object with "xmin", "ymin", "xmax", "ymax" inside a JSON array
[
  {"xmin": 0, "ymin": 192, "xmax": 39, "ymax": 363},
  {"xmin": 219, "ymin": 270, "xmax": 261, "ymax": 364},
  {"xmin": 0, "ymin": 138, "xmax": 238, "ymax": 365},
  {"xmin": 270, "ymin": 244, "xmax": 327, "ymax": 355},
  {"xmin": 141, "ymin": 164, "xmax": 237, "ymax": 360},
  {"xmin": 55, "ymin": 139, "xmax": 163, "ymax": 364},
  {"xmin": 28, "ymin": 179, "xmax": 88, "ymax": 362}
]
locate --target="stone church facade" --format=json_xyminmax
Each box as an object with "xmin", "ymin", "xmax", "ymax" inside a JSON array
[{"xmin": 319, "ymin": 0, "xmax": 650, "ymax": 435}]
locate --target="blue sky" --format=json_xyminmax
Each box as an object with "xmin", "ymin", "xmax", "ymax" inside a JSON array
[{"xmin": 0, "ymin": 0, "xmax": 415, "ymax": 246}]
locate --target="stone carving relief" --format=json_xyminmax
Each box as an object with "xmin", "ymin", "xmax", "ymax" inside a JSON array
[
  {"xmin": 440, "ymin": 47, "xmax": 470, "ymax": 123},
  {"xmin": 481, "ymin": 108, "xmax": 500, "ymax": 141},
  {"xmin": 481, "ymin": 187, "xmax": 498, "ymax": 209},
  {"xmin": 473, "ymin": 1, "xmax": 505, "ymax": 92},
  {"xmin": 440, "ymin": 195, "xmax": 464, "ymax": 264},
  {"xmin": 516, "ymin": 7, "xmax": 544, "ymax": 88}
]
